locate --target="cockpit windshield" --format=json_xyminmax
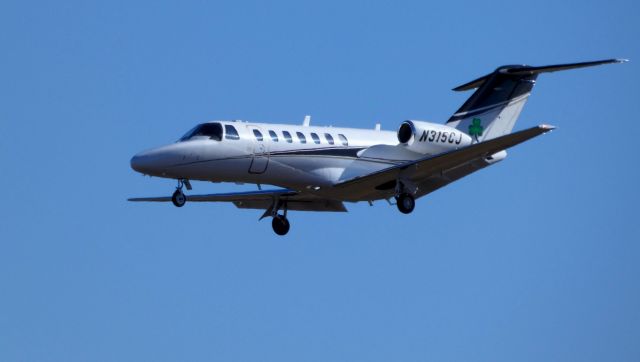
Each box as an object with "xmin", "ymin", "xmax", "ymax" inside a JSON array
[{"xmin": 179, "ymin": 122, "xmax": 223, "ymax": 141}]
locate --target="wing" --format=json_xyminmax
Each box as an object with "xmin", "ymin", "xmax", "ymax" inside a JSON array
[
  {"xmin": 129, "ymin": 189, "xmax": 347, "ymax": 212},
  {"xmin": 333, "ymin": 125, "xmax": 555, "ymax": 200}
]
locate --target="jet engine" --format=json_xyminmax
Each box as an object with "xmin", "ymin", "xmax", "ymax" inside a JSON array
[{"xmin": 397, "ymin": 120, "xmax": 472, "ymax": 154}]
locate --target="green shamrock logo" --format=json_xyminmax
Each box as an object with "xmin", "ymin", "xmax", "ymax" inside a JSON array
[{"xmin": 468, "ymin": 118, "xmax": 484, "ymax": 141}]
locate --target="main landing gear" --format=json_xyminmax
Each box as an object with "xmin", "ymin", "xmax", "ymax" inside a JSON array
[
  {"xmin": 271, "ymin": 201, "xmax": 290, "ymax": 236},
  {"xmin": 394, "ymin": 181, "xmax": 416, "ymax": 214},
  {"xmin": 171, "ymin": 179, "xmax": 190, "ymax": 207},
  {"xmin": 272, "ymin": 214, "xmax": 290, "ymax": 236},
  {"xmin": 261, "ymin": 200, "xmax": 291, "ymax": 236},
  {"xmin": 396, "ymin": 193, "xmax": 415, "ymax": 214}
]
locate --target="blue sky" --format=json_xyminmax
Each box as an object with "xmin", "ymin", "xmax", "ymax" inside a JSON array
[{"xmin": 1, "ymin": 0, "xmax": 639, "ymax": 361}]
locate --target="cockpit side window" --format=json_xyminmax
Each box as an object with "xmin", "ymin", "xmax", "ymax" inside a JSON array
[
  {"xmin": 225, "ymin": 125, "xmax": 240, "ymax": 140},
  {"xmin": 179, "ymin": 122, "xmax": 223, "ymax": 141}
]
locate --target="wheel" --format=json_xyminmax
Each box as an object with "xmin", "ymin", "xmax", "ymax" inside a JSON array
[
  {"xmin": 396, "ymin": 193, "xmax": 415, "ymax": 214},
  {"xmin": 172, "ymin": 189, "xmax": 186, "ymax": 207},
  {"xmin": 272, "ymin": 215, "xmax": 290, "ymax": 236}
]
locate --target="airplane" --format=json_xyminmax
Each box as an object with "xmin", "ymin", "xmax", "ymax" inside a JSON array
[{"xmin": 129, "ymin": 59, "xmax": 626, "ymax": 235}]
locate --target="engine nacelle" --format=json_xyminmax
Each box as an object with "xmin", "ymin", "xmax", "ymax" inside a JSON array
[{"xmin": 397, "ymin": 120, "xmax": 472, "ymax": 154}]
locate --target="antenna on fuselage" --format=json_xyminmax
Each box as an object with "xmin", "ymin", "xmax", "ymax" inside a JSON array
[
  {"xmin": 303, "ymin": 115, "xmax": 311, "ymax": 126},
  {"xmin": 375, "ymin": 123, "xmax": 381, "ymax": 131}
]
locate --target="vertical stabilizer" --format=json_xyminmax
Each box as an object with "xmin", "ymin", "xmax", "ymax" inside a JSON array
[{"xmin": 447, "ymin": 59, "xmax": 626, "ymax": 142}]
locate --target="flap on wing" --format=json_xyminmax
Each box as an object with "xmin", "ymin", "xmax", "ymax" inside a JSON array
[
  {"xmin": 129, "ymin": 188, "xmax": 347, "ymax": 212},
  {"xmin": 128, "ymin": 189, "xmax": 295, "ymax": 203},
  {"xmin": 334, "ymin": 125, "xmax": 555, "ymax": 193},
  {"xmin": 233, "ymin": 199, "xmax": 347, "ymax": 212},
  {"xmin": 188, "ymin": 189, "xmax": 297, "ymax": 202}
]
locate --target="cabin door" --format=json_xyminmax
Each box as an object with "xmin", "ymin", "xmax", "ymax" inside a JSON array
[{"xmin": 247, "ymin": 126, "xmax": 269, "ymax": 174}]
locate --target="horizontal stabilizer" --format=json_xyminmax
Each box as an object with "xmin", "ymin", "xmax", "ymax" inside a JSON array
[
  {"xmin": 500, "ymin": 58, "xmax": 627, "ymax": 76},
  {"xmin": 453, "ymin": 58, "xmax": 627, "ymax": 91}
]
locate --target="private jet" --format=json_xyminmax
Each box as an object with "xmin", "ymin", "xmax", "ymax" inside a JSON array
[{"xmin": 130, "ymin": 59, "xmax": 625, "ymax": 235}]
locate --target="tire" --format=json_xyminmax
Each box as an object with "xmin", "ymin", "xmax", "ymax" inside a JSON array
[
  {"xmin": 272, "ymin": 215, "xmax": 290, "ymax": 236},
  {"xmin": 172, "ymin": 189, "xmax": 186, "ymax": 207},
  {"xmin": 396, "ymin": 193, "xmax": 415, "ymax": 214}
]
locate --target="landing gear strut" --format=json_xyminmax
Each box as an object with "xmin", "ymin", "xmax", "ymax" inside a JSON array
[
  {"xmin": 396, "ymin": 193, "xmax": 415, "ymax": 214},
  {"xmin": 265, "ymin": 200, "xmax": 290, "ymax": 236},
  {"xmin": 171, "ymin": 180, "xmax": 188, "ymax": 207},
  {"xmin": 394, "ymin": 180, "xmax": 416, "ymax": 214}
]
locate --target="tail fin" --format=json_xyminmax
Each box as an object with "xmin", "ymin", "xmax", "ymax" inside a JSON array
[{"xmin": 446, "ymin": 59, "xmax": 627, "ymax": 142}]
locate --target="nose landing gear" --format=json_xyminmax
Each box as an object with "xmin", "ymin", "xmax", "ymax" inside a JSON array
[
  {"xmin": 171, "ymin": 179, "xmax": 190, "ymax": 207},
  {"xmin": 172, "ymin": 189, "xmax": 186, "ymax": 207}
]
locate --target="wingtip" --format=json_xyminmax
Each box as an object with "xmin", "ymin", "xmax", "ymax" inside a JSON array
[
  {"xmin": 537, "ymin": 124, "xmax": 557, "ymax": 132},
  {"xmin": 615, "ymin": 58, "xmax": 629, "ymax": 63}
]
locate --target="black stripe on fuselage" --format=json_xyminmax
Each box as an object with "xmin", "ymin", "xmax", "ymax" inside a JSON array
[
  {"xmin": 170, "ymin": 146, "xmax": 403, "ymax": 168},
  {"xmin": 270, "ymin": 146, "xmax": 364, "ymax": 158}
]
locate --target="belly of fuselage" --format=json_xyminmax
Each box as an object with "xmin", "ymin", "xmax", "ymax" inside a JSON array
[{"xmin": 170, "ymin": 152, "xmax": 393, "ymax": 192}]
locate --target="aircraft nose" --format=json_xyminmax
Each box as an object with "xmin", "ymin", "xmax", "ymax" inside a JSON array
[
  {"xmin": 130, "ymin": 143, "xmax": 188, "ymax": 176},
  {"xmin": 130, "ymin": 148, "xmax": 171, "ymax": 175},
  {"xmin": 130, "ymin": 151, "xmax": 155, "ymax": 174}
]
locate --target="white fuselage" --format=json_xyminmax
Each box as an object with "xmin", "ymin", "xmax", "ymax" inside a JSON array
[
  {"xmin": 128, "ymin": 59, "xmax": 623, "ymax": 235},
  {"xmin": 130, "ymin": 120, "xmax": 466, "ymax": 201}
]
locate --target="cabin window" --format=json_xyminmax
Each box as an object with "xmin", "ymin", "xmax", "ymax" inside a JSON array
[
  {"xmin": 338, "ymin": 134, "xmax": 348, "ymax": 146},
  {"xmin": 180, "ymin": 122, "xmax": 223, "ymax": 141},
  {"xmin": 296, "ymin": 132, "xmax": 307, "ymax": 144},
  {"xmin": 310, "ymin": 133, "xmax": 320, "ymax": 144},
  {"xmin": 225, "ymin": 125, "xmax": 240, "ymax": 140},
  {"xmin": 269, "ymin": 130, "xmax": 278, "ymax": 142},
  {"xmin": 253, "ymin": 129, "xmax": 263, "ymax": 141},
  {"xmin": 324, "ymin": 133, "xmax": 335, "ymax": 145},
  {"xmin": 283, "ymin": 131, "xmax": 293, "ymax": 143}
]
